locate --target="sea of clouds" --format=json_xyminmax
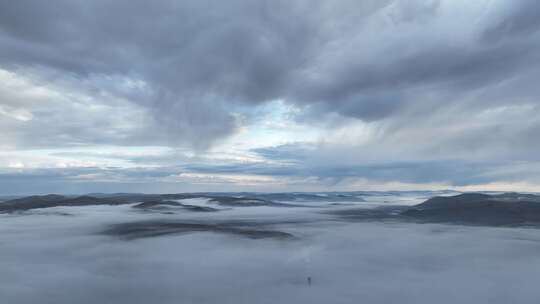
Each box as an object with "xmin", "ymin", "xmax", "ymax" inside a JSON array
[{"xmin": 1, "ymin": 193, "xmax": 540, "ymax": 304}]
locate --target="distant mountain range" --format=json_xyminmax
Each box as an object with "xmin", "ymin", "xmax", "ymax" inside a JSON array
[
  {"xmin": 0, "ymin": 193, "xmax": 278, "ymax": 213},
  {"xmin": 402, "ymin": 192, "xmax": 540, "ymax": 226},
  {"xmin": 3, "ymin": 192, "xmax": 540, "ymax": 228}
]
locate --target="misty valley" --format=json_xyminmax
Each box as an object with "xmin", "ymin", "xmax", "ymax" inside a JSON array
[{"xmin": 2, "ymin": 191, "xmax": 540, "ymax": 304}]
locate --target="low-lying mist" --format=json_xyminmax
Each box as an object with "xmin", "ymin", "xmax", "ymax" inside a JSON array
[{"xmin": 1, "ymin": 192, "xmax": 539, "ymax": 304}]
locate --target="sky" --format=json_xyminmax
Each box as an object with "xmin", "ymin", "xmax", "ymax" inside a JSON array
[{"xmin": 1, "ymin": 0, "xmax": 540, "ymax": 194}]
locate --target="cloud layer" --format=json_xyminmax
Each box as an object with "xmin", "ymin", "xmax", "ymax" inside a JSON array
[
  {"xmin": 2, "ymin": 199, "xmax": 540, "ymax": 303},
  {"xmin": 1, "ymin": 0, "xmax": 540, "ymax": 192}
]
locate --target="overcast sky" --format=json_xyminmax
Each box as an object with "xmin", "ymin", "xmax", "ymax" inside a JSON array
[{"xmin": 1, "ymin": 0, "xmax": 540, "ymax": 194}]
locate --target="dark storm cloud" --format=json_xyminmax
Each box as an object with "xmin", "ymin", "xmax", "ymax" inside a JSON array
[
  {"xmin": 482, "ymin": 0, "xmax": 540, "ymax": 42},
  {"xmin": 4, "ymin": 0, "xmax": 539, "ymax": 146},
  {"xmin": 2, "ymin": 0, "xmax": 540, "ymax": 189},
  {"xmin": 0, "ymin": 0, "xmax": 323, "ymax": 148},
  {"xmin": 288, "ymin": 10, "xmax": 540, "ymax": 122}
]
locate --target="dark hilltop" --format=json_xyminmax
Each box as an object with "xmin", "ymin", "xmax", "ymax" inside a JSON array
[
  {"xmin": 4, "ymin": 192, "xmax": 540, "ymax": 229},
  {"xmin": 401, "ymin": 192, "xmax": 540, "ymax": 227}
]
